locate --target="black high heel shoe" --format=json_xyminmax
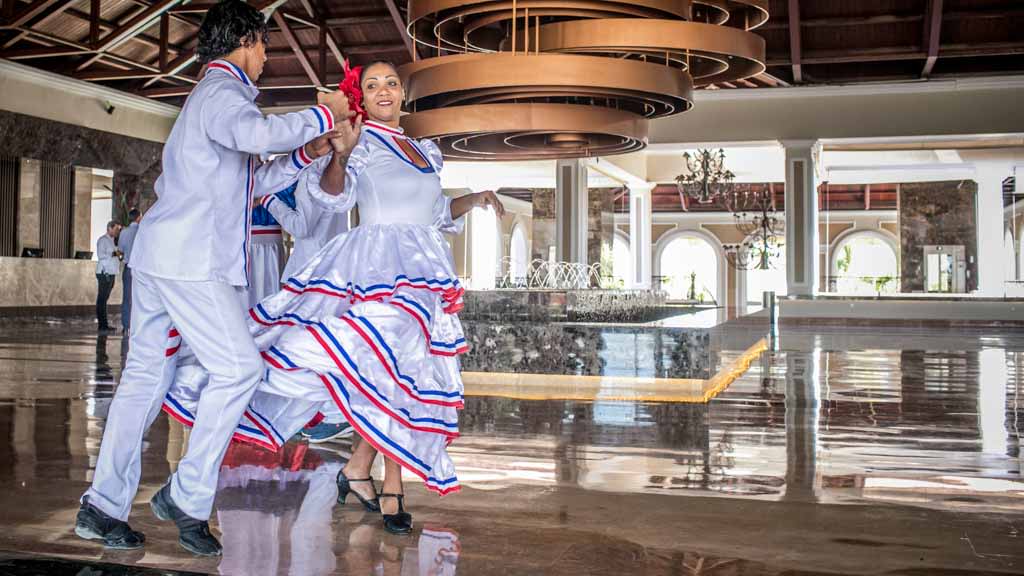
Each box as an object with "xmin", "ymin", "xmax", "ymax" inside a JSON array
[
  {"xmin": 379, "ymin": 493, "xmax": 413, "ymax": 535},
  {"xmin": 337, "ymin": 469, "xmax": 381, "ymax": 512}
]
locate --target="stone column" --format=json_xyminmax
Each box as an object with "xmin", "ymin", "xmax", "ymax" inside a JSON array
[
  {"xmin": 974, "ymin": 164, "xmax": 1011, "ymax": 297},
  {"xmin": 555, "ymin": 159, "xmax": 588, "ymax": 266},
  {"xmin": 783, "ymin": 141, "xmax": 819, "ymax": 296},
  {"xmin": 17, "ymin": 158, "xmax": 40, "ymax": 254},
  {"xmin": 72, "ymin": 167, "xmax": 93, "ymax": 255},
  {"xmin": 628, "ymin": 183, "xmax": 654, "ymax": 289}
]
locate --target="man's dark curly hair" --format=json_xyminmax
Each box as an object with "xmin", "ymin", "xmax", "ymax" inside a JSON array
[{"xmin": 197, "ymin": 0, "xmax": 269, "ymax": 64}]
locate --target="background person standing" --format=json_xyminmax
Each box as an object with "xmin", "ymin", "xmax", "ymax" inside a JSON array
[
  {"xmin": 95, "ymin": 220, "xmax": 121, "ymax": 333},
  {"xmin": 118, "ymin": 209, "xmax": 142, "ymax": 333}
]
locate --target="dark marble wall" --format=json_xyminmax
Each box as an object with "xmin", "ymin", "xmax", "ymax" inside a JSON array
[
  {"xmin": 530, "ymin": 188, "xmax": 556, "ymax": 262},
  {"xmin": 460, "ymin": 321, "xmax": 712, "ymax": 378},
  {"xmin": 589, "ymin": 187, "xmax": 616, "ymax": 282},
  {"xmin": 899, "ymin": 180, "xmax": 978, "ymax": 292},
  {"xmin": 0, "ymin": 110, "xmax": 162, "ymax": 222}
]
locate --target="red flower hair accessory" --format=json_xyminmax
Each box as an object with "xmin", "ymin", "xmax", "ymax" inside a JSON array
[{"xmin": 337, "ymin": 59, "xmax": 366, "ymax": 125}]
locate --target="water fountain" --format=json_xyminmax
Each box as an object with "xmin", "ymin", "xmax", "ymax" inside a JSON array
[{"xmin": 462, "ymin": 259, "xmax": 668, "ymax": 323}]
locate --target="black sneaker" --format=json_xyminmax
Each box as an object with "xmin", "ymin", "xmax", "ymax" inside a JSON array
[
  {"xmin": 74, "ymin": 496, "xmax": 146, "ymax": 550},
  {"xmin": 150, "ymin": 483, "xmax": 222, "ymax": 556}
]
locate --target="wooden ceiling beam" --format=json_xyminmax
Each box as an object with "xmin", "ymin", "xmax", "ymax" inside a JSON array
[
  {"xmin": 1, "ymin": 0, "xmax": 75, "ymax": 49},
  {"xmin": 787, "ymin": 0, "xmax": 802, "ymax": 83},
  {"xmin": 52, "ymin": 6, "xmax": 184, "ymax": 54},
  {"xmin": 760, "ymin": 13, "xmax": 923, "ymax": 30},
  {"xmin": 766, "ymin": 41, "xmax": 1024, "ymax": 66},
  {"xmin": 76, "ymin": 0, "xmax": 182, "ymax": 71},
  {"xmin": 295, "ymin": 0, "xmax": 347, "ymax": 72},
  {"xmin": 89, "ymin": 0, "xmax": 100, "ymax": 45},
  {"xmin": 324, "ymin": 14, "xmax": 392, "ymax": 27},
  {"xmin": 1, "ymin": 44, "xmax": 88, "ymax": 59},
  {"xmin": 140, "ymin": 84, "xmax": 194, "ymax": 98},
  {"xmin": 381, "ymin": 0, "xmax": 415, "ymax": 59},
  {"xmin": 8, "ymin": 0, "xmax": 62, "ymax": 27},
  {"xmin": 159, "ymin": 12, "xmax": 169, "ymax": 70},
  {"xmin": 272, "ymin": 10, "xmax": 321, "ymax": 87},
  {"xmin": 921, "ymin": 0, "xmax": 943, "ymax": 77},
  {"xmin": 759, "ymin": 7, "xmax": 1024, "ymax": 30}
]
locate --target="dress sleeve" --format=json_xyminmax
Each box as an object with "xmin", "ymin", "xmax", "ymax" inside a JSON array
[
  {"xmin": 419, "ymin": 139, "xmax": 465, "ymax": 235},
  {"xmin": 302, "ymin": 137, "xmax": 371, "ymax": 213},
  {"xmin": 261, "ymin": 186, "xmax": 318, "ymax": 239}
]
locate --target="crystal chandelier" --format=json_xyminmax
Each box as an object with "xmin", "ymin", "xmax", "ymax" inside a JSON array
[
  {"xmin": 723, "ymin": 185, "xmax": 783, "ymax": 270},
  {"xmin": 675, "ymin": 149, "xmax": 736, "ymax": 204}
]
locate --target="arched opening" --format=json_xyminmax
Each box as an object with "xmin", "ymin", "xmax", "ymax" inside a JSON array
[
  {"xmin": 470, "ymin": 207, "xmax": 499, "ymax": 289},
  {"xmin": 509, "ymin": 222, "xmax": 529, "ymax": 286},
  {"xmin": 612, "ymin": 232, "xmax": 631, "ymax": 289},
  {"xmin": 658, "ymin": 233, "xmax": 719, "ymax": 302},
  {"xmin": 745, "ymin": 234, "xmax": 787, "ymax": 308},
  {"xmin": 1004, "ymin": 228, "xmax": 1016, "ymax": 282},
  {"xmin": 831, "ymin": 231, "xmax": 899, "ymax": 295}
]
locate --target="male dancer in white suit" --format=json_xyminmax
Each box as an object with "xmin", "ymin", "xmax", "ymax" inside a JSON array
[{"xmin": 75, "ymin": 0, "xmax": 352, "ymax": 556}]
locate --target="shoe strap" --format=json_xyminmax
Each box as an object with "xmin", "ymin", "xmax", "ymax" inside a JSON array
[{"xmin": 379, "ymin": 493, "xmax": 404, "ymax": 500}]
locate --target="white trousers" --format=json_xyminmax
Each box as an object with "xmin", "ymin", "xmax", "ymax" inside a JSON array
[
  {"xmin": 249, "ymin": 239, "xmax": 284, "ymax": 307},
  {"xmin": 84, "ymin": 270, "xmax": 262, "ymax": 521}
]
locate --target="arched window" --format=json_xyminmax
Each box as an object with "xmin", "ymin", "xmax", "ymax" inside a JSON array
[
  {"xmin": 745, "ymin": 235, "xmax": 787, "ymax": 307},
  {"xmin": 831, "ymin": 231, "xmax": 899, "ymax": 294},
  {"xmin": 612, "ymin": 232, "xmax": 631, "ymax": 288},
  {"xmin": 658, "ymin": 233, "xmax": 719, "ymax": 302},
  {"xmin": 509, "ymin": 223, "xmax": 529, "ymax": 286}
]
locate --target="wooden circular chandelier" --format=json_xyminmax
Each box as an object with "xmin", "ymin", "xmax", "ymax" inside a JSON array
[{"xmin": 399, "ymin": 0, "xmax": 768, "ymax": 160}]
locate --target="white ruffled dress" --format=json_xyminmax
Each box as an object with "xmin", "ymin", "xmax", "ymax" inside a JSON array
[{"xmin": 163, "ymin": 121, "xmax": 466, "ymax": 495}]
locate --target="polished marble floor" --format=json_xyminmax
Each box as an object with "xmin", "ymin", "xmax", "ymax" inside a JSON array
[{"xmin": 0, "ymin": 317, "xmax": 1022, "ymax": 575}]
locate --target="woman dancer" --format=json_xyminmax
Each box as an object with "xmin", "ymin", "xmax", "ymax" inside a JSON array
[{"xmin": 165, "ymin": 61, "xmax": 504, "ymax": 534}]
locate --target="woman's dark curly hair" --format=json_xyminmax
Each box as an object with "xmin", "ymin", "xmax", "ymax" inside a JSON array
[{"xmin": 197, "ymin": 0, "xmax": 270, "ymax": 64}]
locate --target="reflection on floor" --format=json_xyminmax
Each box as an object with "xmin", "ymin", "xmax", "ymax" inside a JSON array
[{"xmin": 0, "ymin": 318, "xmax": 1021, "ymax": 574}]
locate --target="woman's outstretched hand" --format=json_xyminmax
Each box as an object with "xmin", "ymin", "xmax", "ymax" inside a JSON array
[{"xmin": 474, "ymin": 190, "xmax": 506, "ymax": 217}]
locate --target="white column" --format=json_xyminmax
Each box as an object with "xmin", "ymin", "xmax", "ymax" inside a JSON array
[
  {"xmin": 555, "ymin": 159, "xmax": 588, "ymax": 266},
  {"xmin": 783, "ymin": 141, "xmax": 819, "ymax": 296},
  {"xmin": 974, "ymin": 163, "xmax": 1010, "ymax": 297},
  {"xmin": 629, "ymin": 183, "xmax": 654, "ymax": 289}
]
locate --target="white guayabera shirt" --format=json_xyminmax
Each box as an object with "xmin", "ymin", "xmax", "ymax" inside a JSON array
[{"xmin": 129, "ymin": 59, "xmax": 336, "ymax": 287}]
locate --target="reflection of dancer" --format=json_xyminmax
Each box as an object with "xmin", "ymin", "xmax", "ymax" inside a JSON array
[
  {"xmin": 215, "ymin": 442, "xmax": 340, "ymax": 576},
  {"xmin": 165, "ymin": 60, "xmax": 504, "ymax": 534},
  {"xmin": 214, "ymin": 441, "xmax": 461, "ymax": 575},
  {"xmin": 75, "ymin": 0, "xmax": 351, "ymax": 556}
]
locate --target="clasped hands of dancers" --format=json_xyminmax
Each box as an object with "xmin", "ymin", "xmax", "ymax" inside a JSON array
[{"xmin": 75, "ymin": 0, "xmax": 503, "ymax": 556}]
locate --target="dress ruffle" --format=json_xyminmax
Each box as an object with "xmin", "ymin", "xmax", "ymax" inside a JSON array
[{"xmin": 163, "ymin": 221, "xmax": 467, "ymax": 496}]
